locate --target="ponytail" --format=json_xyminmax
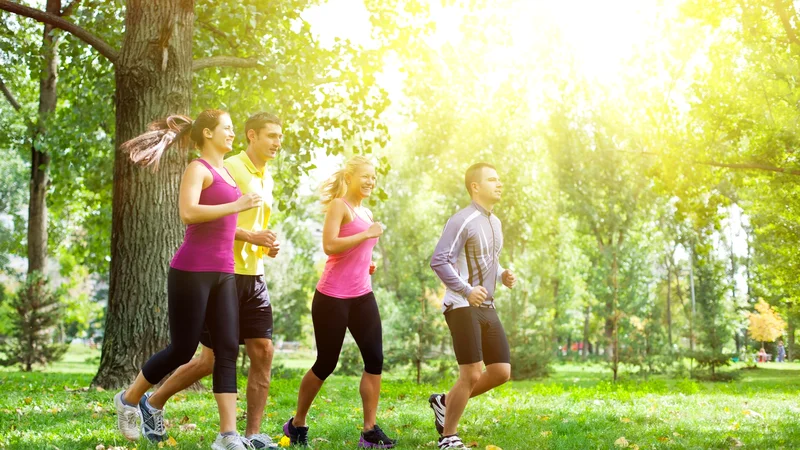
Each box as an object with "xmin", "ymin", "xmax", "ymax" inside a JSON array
[
  {"xmin": 319, "ymin": 155, "xmax": 373, "ymax": 211},
  {"xmin": 122, "ymin": 109, "xmax": 228, "ymax": 170}
]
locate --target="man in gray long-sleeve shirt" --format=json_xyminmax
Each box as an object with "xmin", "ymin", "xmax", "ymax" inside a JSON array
[{"xmin": 427, "ymin": 162, "xmax": 517, "ymax": 450}]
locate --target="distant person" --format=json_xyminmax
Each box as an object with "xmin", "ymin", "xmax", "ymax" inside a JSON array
[
  {"xmin": 758, "ymin": 347, "xmax": 768, "ymax": 363},
  {"xmin": 777, "ymin": 340, "xmax": 786, "ymax": 363}
]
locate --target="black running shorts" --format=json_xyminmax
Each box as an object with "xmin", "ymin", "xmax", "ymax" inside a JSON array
[
  {"xmin": 444, "ymin": 306, "xmax": 510, "ymax": 365},
  {"xmin": 201, "ymin": 274, "xmax": 273, "ymax": 347}
]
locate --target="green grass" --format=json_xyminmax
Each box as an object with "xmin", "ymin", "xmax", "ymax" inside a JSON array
[{"xmin": 1, "ymin": 345, "xmax": 799, "ymax": 449}]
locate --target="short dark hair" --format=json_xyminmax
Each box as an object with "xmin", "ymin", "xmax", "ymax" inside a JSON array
[
  {"xmin": 464, "ymin": 162, "xmax": 496, "ymax": 197},
  {"xmin": 244, "ymin": 112, "xmax": 282, "ymax": 144}
]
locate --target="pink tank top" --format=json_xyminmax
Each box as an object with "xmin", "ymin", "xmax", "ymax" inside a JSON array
[
  {"xmin": 171, "ymin": 159, "xmax": 241, "ymax": 273},
  {"xmin": 316, "ymin": 200, "xmax": 378, "ymax": 298}
]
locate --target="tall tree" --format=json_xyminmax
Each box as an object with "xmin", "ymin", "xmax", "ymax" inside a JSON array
[{"xmin": 0, "ymin": 0, "xmax": 397, "ymax": 387}]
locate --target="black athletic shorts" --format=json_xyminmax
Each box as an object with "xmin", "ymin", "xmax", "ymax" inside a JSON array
[
  {"xmin": 445, "ymin": 306, "xmax": 510, "ymax": 365},
  {"xmin": 201, "ymin": 274, "xmax": 273, "ymax": 347}
]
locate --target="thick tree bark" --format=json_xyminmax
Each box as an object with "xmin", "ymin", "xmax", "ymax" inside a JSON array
[
  {"xmin": 26, "ymin": 0, "xmax": 60, "ymax": 277},
  {"xmin": 93, "ymin": 1, "xmax": 193, "ymax": 388}
]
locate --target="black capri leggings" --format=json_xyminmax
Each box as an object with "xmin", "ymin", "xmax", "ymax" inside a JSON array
[
  {"xmin": 141, "ymin": 268, "xmax": 239, "ymax": 393},
  {"xmin": 311, "ymin": 290, "xmax": 383, "ymax": 380}
]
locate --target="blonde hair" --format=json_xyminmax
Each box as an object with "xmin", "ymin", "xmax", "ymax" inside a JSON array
[{"xmin": 320, "ymin": 155, "xmax": 374, "ymax": 211}]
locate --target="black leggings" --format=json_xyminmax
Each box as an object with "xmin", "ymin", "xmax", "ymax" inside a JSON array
[
  {"xmin": 311, "ymin": 290, "xmax": 383, "ymax": 380},
  {"xmin": 141, "ymin": 268, "xmax": 239, "ymax": 393}
]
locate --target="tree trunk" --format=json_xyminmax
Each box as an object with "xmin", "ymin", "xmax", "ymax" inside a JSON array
[
  {"xmin": 93, "ymin": 1, "xmax": 193, "ymax": 388},
  {"xmin": 582, "ymin": 304, "xmax": 590, "ymax": 359},
  {"xmin": 551, "ymin": 278, "xmax": 560, "ymax": 349},
  {"xmin": 788, "ymin": 314, "xmax": 796, "ymax": 362},
  {"xmin": 27, "ymin": 0, "xmax": 61, "ymax": 277},
  {"xmin": 666, "ymin": 264, "xmax": 672, "ymax": 350},
  {"xmin": 611, "ymin": 249, "xmax": 619, "ymax": 383}
]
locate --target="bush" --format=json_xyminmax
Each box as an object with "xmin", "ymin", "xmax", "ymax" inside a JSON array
[
  {"xmin": 510, "ymin": 343, "xmax": 553, "ymax": 380},
  {"xmin": 0, "ymin": 273, "xmax": 68, "ymax": 371},
  {"xmin": 336, "ymin": 342, "xmax": 364, "ymax": 376}
]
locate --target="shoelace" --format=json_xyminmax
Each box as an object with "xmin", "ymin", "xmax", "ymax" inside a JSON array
[
  {"xmin": 122, "ymin": 409, "xmax": 138, "ymax": 431},
  {"xmin": 240, "ymin": 437, "xmax": 256, "ymax": 449},
  {"xmin": 440, "ymin": 435, "xmax": 464, "ymax": 449},
  {"xmin": 151, "ymin": 409, "xmax": 164, "ymax": 434},
  {"xmin": 371, "ymin": 425, "xmax": 392, "ymax": 442}
]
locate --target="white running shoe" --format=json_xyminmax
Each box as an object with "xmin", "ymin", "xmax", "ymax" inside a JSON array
[
  {"xmin": 438, "ymin": 434, "xmax": 468, "ymax": 449},
  {"xmin": 212, "ymin": 434, "xmax": 254, "ymax": 450},
  {"xmin": 113, "ymin": 390, "xmax": 141, "ymax": 441},
  {"xmin": 246, "ymin": 433, "xmax": 278, "ymax": 449}
]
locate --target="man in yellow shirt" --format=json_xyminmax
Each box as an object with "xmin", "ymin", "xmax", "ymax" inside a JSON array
[{"xmin": 139, "ymin": 113, "xmax": 283, "ymax": 449}]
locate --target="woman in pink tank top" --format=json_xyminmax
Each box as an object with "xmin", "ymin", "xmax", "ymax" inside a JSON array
[
  {"xmin": 112, "ymin": 110, "xmax": 261, "ymax": 449},
  {"xmin": 283, "ymin": 156, "xmax": 396, "ymax": 448}
]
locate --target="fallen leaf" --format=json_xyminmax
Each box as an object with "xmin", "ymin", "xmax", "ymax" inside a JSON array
[
  {"xmin": 614, "ymin": 437, "xmax": 629, "ymax": 448},
  {"xmin": 631, "ymin": 445, "xmax": 640, "ymax": 450},
  {"xmin": 180, "ymin": 415, "xmax": 190, "ymax": 424},
  {"xmin": 23, "ymin": 398, "xmax": 32, "ymax": 405},
  {"xmin": 166, "ymin": 436, "xmax": 178, "ymax": 447},
  {"xmin": 742, "ymin": 409, "xmax": 764, "ymax": 420},
  {"xmin": 95, "ymin": 445, "xmax": 105, "ymax": 450},
  {"xmin": 179, "ymin": 423, "xmax": 196, "ymax": 432},
  {"xmin": 312, "ymin": 438, "xmax": 330, "ymax": 443},
  {"xmin": 466, "ymin": 442, "xmax": 478, "ymax": 448},
  {"xmin": 538, "ymin": 415, "xmax": 550, "ymax": 421},
  {"xmin": 620, "ymin": 417, "xmax": 631, "ymax": 423},
  {"xmin": 725, "ymin": 437, "xmax": 744, "ymax": 448},
  {"xmin": 657, "ymin": 436, "xmax": 671, "ymax": 443},
  {"xmin": 96, "ymin": 386, "xmax": 105, "ymax": 392},
  {"xmin": 485, "ymin": 446, "xmax": 503, "ymax": 450}
]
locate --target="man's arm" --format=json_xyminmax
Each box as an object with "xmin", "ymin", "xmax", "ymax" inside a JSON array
[
  {"xmin": 430, "ymin": 218, "xmax": 473, "ymax": 297},
  {"xmin": 235, "ymin": 227, "xmax": 277, "ymax": 248}
]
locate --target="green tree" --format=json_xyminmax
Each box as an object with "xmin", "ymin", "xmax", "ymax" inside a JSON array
[{"xmin": 0, "ymin": 272, "xmax": 67, "ymax": 371}]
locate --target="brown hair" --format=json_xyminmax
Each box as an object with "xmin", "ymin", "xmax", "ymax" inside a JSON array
[
  {"xmin": 122, "ymin": 109, "xmax": 228, "ymax": 170},
  {"xmin": 244, "ymin": 112, "xmax": 282, "ymax": 144}
]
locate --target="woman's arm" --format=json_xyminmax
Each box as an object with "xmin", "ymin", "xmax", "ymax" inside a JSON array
[
  {"xmin": 179, "ymin": 162, "xmax": 260, "ymax": 225},
  {"xmin": 321, "ymin": 198, "xmax": 382, "ymax": 255}
]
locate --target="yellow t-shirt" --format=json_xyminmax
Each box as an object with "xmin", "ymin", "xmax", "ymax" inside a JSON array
[{"xmin": 224, "ymin": 151, "xmax": 273, "ymax": 276}]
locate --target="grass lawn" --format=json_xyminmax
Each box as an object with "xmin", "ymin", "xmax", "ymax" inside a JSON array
[{"xmin": 1, "ymin": 344, "xmax": 799, "ymax": 449}]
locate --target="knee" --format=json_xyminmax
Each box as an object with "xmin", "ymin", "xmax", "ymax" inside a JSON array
[
  {"xmin": 196, "ymin": 348, "xmax": 215, "ymax": 376},
  {"xmin": 494, "ymin": 365, "xmax": 511, "ymax": 384},
  {"xmin": 486, "ymin": 364, "xmax": 511, "ymax": 386},
  {"xmin": 248, "ymin": 340, "xmax": 274, "ymax": 366},
  {"xmin": 363, "ymin": 349, "xmax": 383, "ymax": 375},
  {"xmin": 461, "ymin": 368, "xmax": 482, "ymax": 387},
  {"xmin": 311, "ymin": 358, "xmax": 337, "ymax": 381}
]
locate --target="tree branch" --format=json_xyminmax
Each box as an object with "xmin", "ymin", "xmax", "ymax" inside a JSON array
[
  {"xmin": 0, "ymin": 0, "xmax": 118, "ymax": 62},
  {"xmin": 0, "ymin": 76, "xmax": 35, "ymax": 129},
  {"xmin": 772, "ymin": 0, "xmax": 800, "ymax": 48},
  {"xmin": 197, "ymin": 19, "xmax": 239, "ymax": 50},
  {"xmin": 192, "ymin": 56, "xmax": 259, "ymax": 72},
  {"xmin": 607, "ymin": 149, "xmax": 800, "ymax": 176},
  {"xmin": 60, "ymin": 0, "xmax": 80, "ymax": 18}
]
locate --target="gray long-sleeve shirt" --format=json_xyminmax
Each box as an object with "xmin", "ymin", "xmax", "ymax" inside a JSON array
[{"xmin": 430, "ymin": 201, "xmax": 504, "ymax": 312}]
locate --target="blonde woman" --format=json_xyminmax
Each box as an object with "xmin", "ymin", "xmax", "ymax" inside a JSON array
[{"xmin": 282, "ymin": 156, "xmax": 396, "ymax": 448}]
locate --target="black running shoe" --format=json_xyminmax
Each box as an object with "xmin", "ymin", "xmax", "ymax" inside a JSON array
[
  {"xmin": 428, "ymin": 393, "xmax": 446, "ymax": 435},
  {"xmin": 359, "ymin": 424, "xmax": 396, "ymax": 448},
  {"xmin": 282, "ymin": 417, "xmax": 308, "ymax": 446}
]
